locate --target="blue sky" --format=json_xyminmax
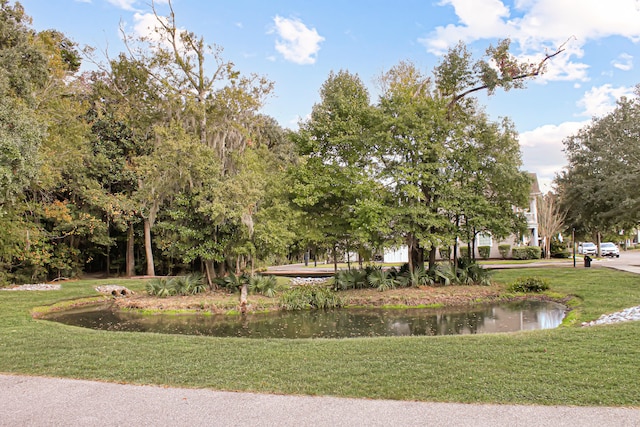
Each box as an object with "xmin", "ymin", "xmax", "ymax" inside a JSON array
[{"xmin": 19, "ymin": 0, "xmax": 640, "ymax": 191}]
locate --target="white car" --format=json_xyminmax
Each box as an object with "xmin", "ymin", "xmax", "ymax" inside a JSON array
[
  {"xmin": 600, "ymin": 242, "xmax": 620, "ymax": 257},
  {"xmin": 578, "ymin": 242, "xmax": 597, "ymax": 256}
]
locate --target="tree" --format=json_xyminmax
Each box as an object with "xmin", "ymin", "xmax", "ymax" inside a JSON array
[
  {"xmin": 376, "ymin": 40, "xmax": 565, "ymax": 270},
  {"xmin": 557, "ymin": 87, "xmax": 640, "ymax": 242},
  {"xmin": 292, "ymin": 70, "xmax": 388, "ymax": 271},
  {"xmin": 537, "ymin": 192, "xmax": 566, "ymax": 259}
]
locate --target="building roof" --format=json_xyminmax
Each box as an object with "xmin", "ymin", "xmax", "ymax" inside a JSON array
[{"xmin": 528, "ymin": 172, "xmax": 541, "ymax": 195}]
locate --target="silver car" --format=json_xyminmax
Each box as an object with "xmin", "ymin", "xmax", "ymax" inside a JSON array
[
  {"xmin": 600, "ymin": 242, "xmax": 620, "ymax": 257},
  {"xmin": 579, "ymin": 242, "xmax": 597, "ymax": 256}
]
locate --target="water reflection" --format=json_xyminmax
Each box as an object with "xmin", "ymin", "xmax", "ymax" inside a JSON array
[{"xmin": 43, "ymin": 300, "xmax": 565, "ymax": 339}]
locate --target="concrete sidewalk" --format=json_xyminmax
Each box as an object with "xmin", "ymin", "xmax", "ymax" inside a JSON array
[{"xmin": 1, "ymin": 374, "xmax": 639, "ymax": 427}]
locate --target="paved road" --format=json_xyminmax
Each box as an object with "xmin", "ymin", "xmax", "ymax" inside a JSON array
[
  {"xmin": 1, "ymin": 374, "xmax": 639, "ymax": 427},
  {"xmin": 3, "ymin": 253, "xmax": 640, "ymax": 426}
]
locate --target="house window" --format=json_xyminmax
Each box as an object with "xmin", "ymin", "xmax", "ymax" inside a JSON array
[{"xmin": 477, "ymin": 232, "xmax": 492, "ymax": 247}]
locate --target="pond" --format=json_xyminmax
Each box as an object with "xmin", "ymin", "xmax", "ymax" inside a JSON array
[{"xmin": 43, "ymin": 300, "xmax": 565, "ymax": 339}]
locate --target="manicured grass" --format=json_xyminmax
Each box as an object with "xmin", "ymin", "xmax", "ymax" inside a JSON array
[{"xmin": 1, "ymin": 268, "xmax": 639, "ymax": 407}]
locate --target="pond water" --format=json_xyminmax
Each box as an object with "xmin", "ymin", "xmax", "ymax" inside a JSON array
[{"xmin": 43, "ymin": 300, "xmax": 565, "ymax": 339}]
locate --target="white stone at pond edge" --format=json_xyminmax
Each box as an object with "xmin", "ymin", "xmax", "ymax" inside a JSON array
[
  {"xmin": 290, "ymin": 277, "xmax": 329, "ymax": 286},
  {"xmin": 581, "ymin": 305, "xmax": 640, "ymax": 327},
  {"xmin": 0, "ymin": 284, "xmax": 61, "ymax": 291}
]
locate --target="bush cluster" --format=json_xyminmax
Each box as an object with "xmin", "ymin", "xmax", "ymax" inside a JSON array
[
  {"xmin": 478, "ymin": 246, "xmax": 491, "ymax": 260},
  {"xmin": 332, "ymin": 261, "xmax": 492, "ymax": 291},
  {"xmin": 507, "ymin": 276, "xmax": 550, "ymax": 293},
  {"xmin": 214, "ymin": 272, "xmax": 280, "ymax": 297},
  {"xmin": 498, "ymin": 244, "xmax": 511, "ymax": 259},
  {"xmin": 511, "ymin": 246, "xmax": 542, "ymax": 260},
  {"xmin": 279, "ymin": 285, "xmax": 344, "ymax": 310},
  {"xmin": 146, "ymin": 274, "xmax": 207, "ymax": 297}
]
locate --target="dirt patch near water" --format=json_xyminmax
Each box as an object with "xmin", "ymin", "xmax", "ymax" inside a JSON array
[{"xmin": 111, "ymin": 283, "xmax": 561, "ymax": 314}]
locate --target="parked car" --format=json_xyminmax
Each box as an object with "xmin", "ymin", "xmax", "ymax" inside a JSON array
[
  {"xmin": 600, "ymin": 242, "xmax": 620, "ymax": 257},
  {"xmin": 578, "ymin": 242, "xmax": 597, "ymax": 256}
]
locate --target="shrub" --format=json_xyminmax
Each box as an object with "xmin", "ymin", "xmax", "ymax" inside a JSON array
[
  {"xmin": 478, "ymin": 246, "xmax": 491, "ymax": 260},
  {"xmin": 146, "ymin": 278, "xmax": 174, "ymax": 297},
  {"xmin": 527, "ymin": 246, "xmax": 542, "ymax": 259},
  {"xmin": 455, "ymin": 257, "xmax": 492, "ymax": 286},
  {"xmin": 498, "ymin": 244, "xmax": 511, "ymax": 259},
  {"xmin": 249, "ymin": 275, "xmax": 279, "ymax": 297},
  {"xmin": 511, "ymin": 246, "xmax": 542, "ymax": 260},
  {"xmin": 508, "ymin": 276, "xmax": 550, "ymax": 293},
  {"xmin": 146, "ymin": 274, "xmax": 207, "ymax": 297},
  {"xmin": 439, "ymin": 246, "xmax": 451, "ymax": 260},
  {"xmin": 215, "ymin": 272, "xmax": 249, "ymax": 291},
  {"xmin": 279, "ymin": 285, "xmax": 343, "ymax": 310},
  {"xmin": 367, "ymin": 268, "xmax": 397, "ymax": 292},
  {"xmin": 398, "ymin": 265, "xmax": 432, "ymax": 288}
]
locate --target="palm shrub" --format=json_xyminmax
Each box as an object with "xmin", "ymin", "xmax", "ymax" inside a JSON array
[
  {"xmin": 455, "ymin": 257, "xmax": 492, "ymax": 286},
  {"xmin": 399, "ymin": 265, "xmax": 432, "ymax": 287},
  {"xmin": 428, "ymin": 264, "xmax": 455, "ymax": 286},
  {"xmin": 173, "ymin": 274, "xmax": 206, "ymax": 295},
  {"xmin": 215, "ymin": 272, "xmax": 249, "ymax": 291},
  {"xmin": 333, "ymin": 269, "xmax": 368, "ymax": 290},
  {"xmin": 367, "ymin": 268, "xmax": 397, "ymax": 292},
  {"xmin": 249, "ymin": 275, "xmax": 279, "ymax": 297},
  {"xmin": 146, "ymin": 277, "xmax": 174, "ymax": 297}
]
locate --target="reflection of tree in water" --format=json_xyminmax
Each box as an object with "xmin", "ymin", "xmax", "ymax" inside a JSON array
[{"xmin": 45, "ymin": 301, "xmax": 564, "ymax": 338}]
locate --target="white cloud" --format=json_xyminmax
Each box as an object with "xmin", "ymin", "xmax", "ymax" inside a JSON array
[
  {"xmin": 612, "ymin": 53, "xmax": 633, "ymax": 71},
  {"xmin": 419, "ymin": 0, "xmax": 640, "ymax": 83},
  {"xmin": 519, "ymin": 121, "xmax": 587, "ymax": 192},
  {"xmin": 577, "ymin": 84, "xmax": 635, "ymax": 118},
  {"xmin": 106, "ymin": 0, "xmax": 138, "ymax": 11},
  {"xmin": 270, "ymin": 16, "xmax": 324, "ymax": 65}
]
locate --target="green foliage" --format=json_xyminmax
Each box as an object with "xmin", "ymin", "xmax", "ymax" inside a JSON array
[
  {"xmin": 507, "ymin": 276, "xmax": 550, "ymax": 293},
  {"xmin": 478, "ymin": 246, "xmax": 491, "ymax": 260},
  {"xmin": 398, "ymin": 265, "xmax": 432, "ymax": 288},
  {"xmin": 215, "ymin": 272, "xmax": 249, "ymax": 291},
  {"xmin": 511, "ymin": 246, "xmax": 541, "ymax": 260},
  {"xmin": 558, "ymin": 89, "xmax": 640, "ymax": 237},
  {"xmin": 455, "ymin": 257, "xmax": 493, "ymax": 286},
  {"xmin": 146, "ymin": 274, "xmax": 207, "ymax": 297},
  {"xmin": 248, "ymin": 274, "xmax": 279, "ymax": 297},
  {"xmin": 459, "ymin": 246, "xmax": 469, "ymax": 258},
  {"xmin": 438, "ymin": 246, "xmax": 451, "ymax": 260},
  {"xmin": 279, "ymin": 285, "xmax": 344, "ymax": 310},
  {"xmin": 498, "ymin": 244, "xmax": 511, "ymax": 259},
  {"xmin": 550, "ymin": 239, "xmax": 570, "ymax": 258},
  {"xmin": 367, "ymin": 268, "xmax": 397, "ymax": 292}
]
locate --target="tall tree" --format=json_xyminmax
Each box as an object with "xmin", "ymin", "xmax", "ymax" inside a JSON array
[
  {"xmin": 292, "ymin": 70, "xmax": 388, "ymax": 270},
  {"xmin": 537, "ymin": 192, "xmax": 566, "ymax": 259},
  {"xmin": 557, "ymin": 87, "xmax": 640, "ymax": 240}
]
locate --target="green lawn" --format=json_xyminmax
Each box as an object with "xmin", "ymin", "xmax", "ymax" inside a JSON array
[{"xmin": 1, "ymin": 268, "xmax": 639, "ymax": 407}]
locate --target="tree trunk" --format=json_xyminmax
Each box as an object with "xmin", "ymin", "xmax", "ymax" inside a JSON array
[
  {"xmin": 143, "ymin": 218, "xmax": 155, "ymax": 276},
  {"xmin": 240, "ymin": 282, "xmax": 248, "ymax": 314},
  {"xmin": 332, "ymin": 245, "xmax": 338, "ymax": 273},
  {"xmin": 204, "ymin": 259, "xmax": 215, "ymax": 289},
  {"xmin": 428, "ymin": 247, "xmax": 437, "ymax": 270},
  {"xmin": 126, "ymin": 223, "xmax": 135, "ymax": 277}
]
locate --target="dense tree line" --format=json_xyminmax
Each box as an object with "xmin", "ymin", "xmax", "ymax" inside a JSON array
[{"xmin": 0, "ymin": 1, "xmax": 555, "ymax": 284}]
